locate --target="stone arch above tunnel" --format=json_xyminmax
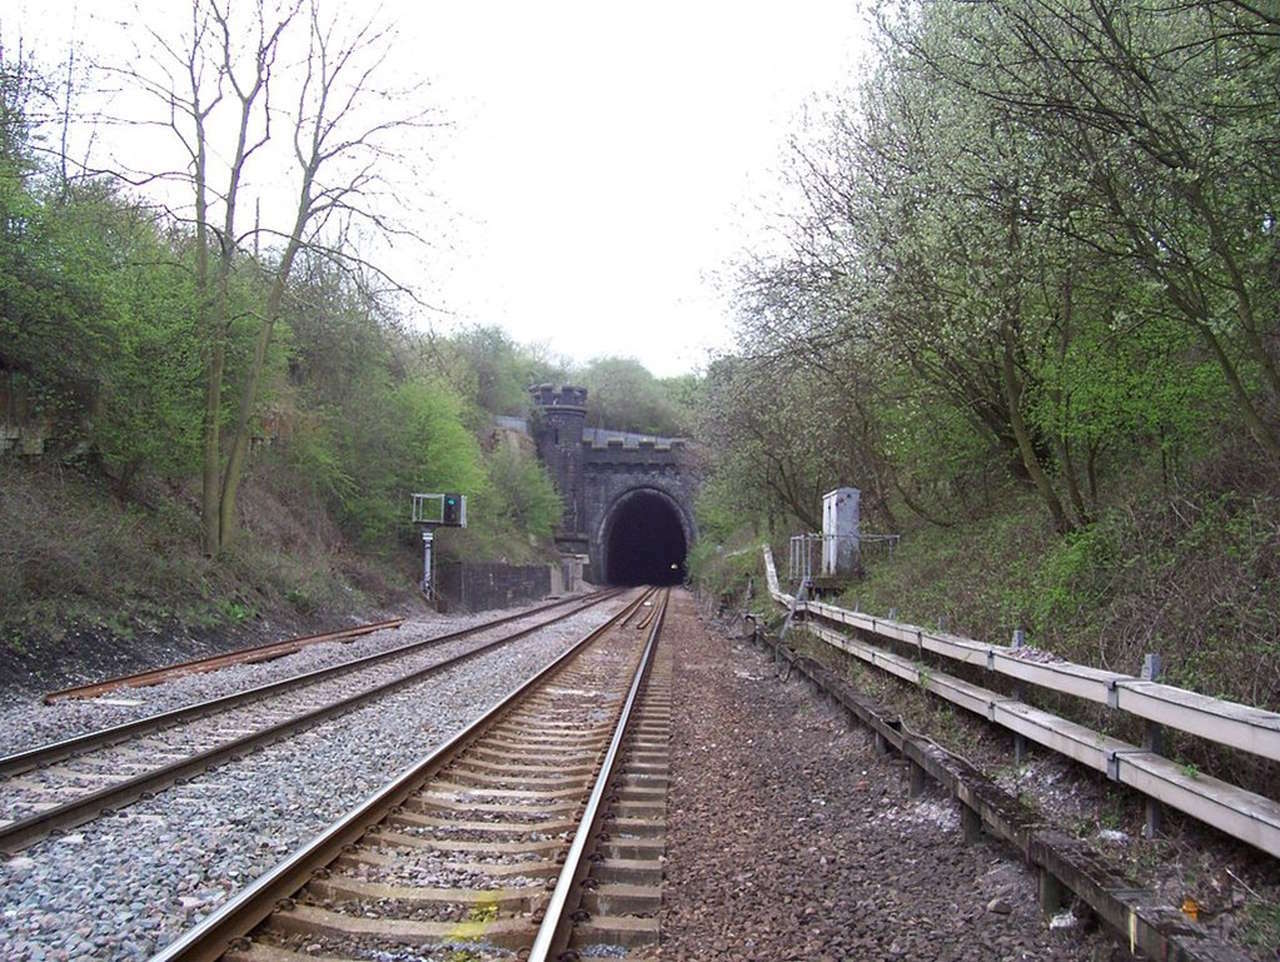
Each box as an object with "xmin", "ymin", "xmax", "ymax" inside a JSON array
[
  {"xmin": 527, "ymin": 385, "xmax": 702, "ymax": 583},
  {"xmin": 596, "ymin": 485, "xmax": 695, "ymax": 585}
]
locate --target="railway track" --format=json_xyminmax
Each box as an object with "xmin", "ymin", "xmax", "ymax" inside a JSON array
[
  {"xmin": 151, "ymin": 586, "xmax": 673, "ymax": 962},
  {"xmin": 42, "ymin": 619, "xmax": 409, "ymax": 704},
  {"xmin": 0, "ymin": 590, "xmax": 625, "ymax": 853}
]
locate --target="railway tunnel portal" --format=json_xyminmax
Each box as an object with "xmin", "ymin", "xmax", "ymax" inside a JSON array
[{"xmin": 529, "ymin": 385, "xmax": 700, "ymax": 585}]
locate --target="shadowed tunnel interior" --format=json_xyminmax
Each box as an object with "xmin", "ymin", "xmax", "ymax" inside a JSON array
[{"xmin": 605, "ymin": 491, "xmax": 687, "ymax": 585}]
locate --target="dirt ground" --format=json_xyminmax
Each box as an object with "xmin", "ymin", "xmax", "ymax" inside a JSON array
[{"xmin": 658, "ymin": 590, "xmax": 1120, "ymax": 961}]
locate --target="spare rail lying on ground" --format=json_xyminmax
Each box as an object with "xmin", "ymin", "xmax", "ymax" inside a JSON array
[
  {"xmin": 741, "ymin": 611, "xmax": 1252, "ymax": 962},
  {"xmin": 0, "ymin": 590, "xmax": 622, "ymax": 853},
  {"xmin": 762, "ymin": 545, "xmax": 1280, "ymax": 860},
  {"xmin": 6, "ymin": 591, "xmax": 616, "ymax": 778},
  {"xmin": 148, "ymin": 588, "xmax": 661, "ymax": 962},
  {"xmin": 43, "ymin": 619, "xmax": 408, "ymax": 703}
]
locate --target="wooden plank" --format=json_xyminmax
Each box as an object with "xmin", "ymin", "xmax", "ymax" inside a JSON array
[
  {"xmin": 806, "ymin": 621, "xmax": 997, "ymax": 720},
  {"xmin": 1116, "ymin": 753, "xmax": 1280, "ymax": 859},
  {"xmin": 990, "ymin": 651, "xmax": 1126, "ymax": 705},
  {"xmin": 806, "ymin": 599, "xmax": 1121, "ymax": 699},
  {"xmin": 991, "ymin": 701, "xmax": 1127, "ymax": 774},
  {"xmin": 770, "ymin": 546, "xmax": 1280, "ymax": 764},
  {"xmin": 1115, "ymin": 681, "xmax": 1280, "ymax": 764},
  {"xmin": 806, "ymin": 601, "xmax": 992, "ymax": 666},
  {"xmin": 1029, "ymin": 828, "xmax": 1254, "ymax": 962},
  {"xmin": 812, "ymin": 614, "xmax": 1121, "ymax": 774},
  {"xmin": 805, "ymin": 620, "xmax": 917, "ymax": 685},
  {"xmin": 761, "ymin": 546, "xmax": 782, "ymax": 596},
  {"xmin": 750, "ymin": 628, "xmax": 1251, "ymax": 962},
  {"xmin": 797, "ymin": 610, "xmax": 1280, "ymax": 861}
]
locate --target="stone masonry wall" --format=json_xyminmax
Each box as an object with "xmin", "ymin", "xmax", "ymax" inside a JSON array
[
  {"xmin": 528, "ymin": 385, "xmax": 702, "ymax": 581},
  {"xmin": 436, "ymin": 562, "xmax": 552, "ymax": 613}
]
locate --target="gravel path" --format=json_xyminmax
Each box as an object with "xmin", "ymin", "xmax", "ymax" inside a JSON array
[
  {"xmin": 659, "ymin": 596, "xmax": 1121, "ymax": 962},
  {"xmin": 0, "ymin": 595, "xmax": 604, "ymax": 755},
  {"xmin": 0, "ymin": 594, "xmax": 632, "ymax": 962}
]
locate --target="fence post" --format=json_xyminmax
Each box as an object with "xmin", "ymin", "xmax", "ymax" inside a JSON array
[
  {"xmin": 1012, "ymin": 627, "xmax": 1028, "ymax": 766},
  {"xmin": 1142, "ymin": 652, "xmax": 1164, "ymax": 839}
]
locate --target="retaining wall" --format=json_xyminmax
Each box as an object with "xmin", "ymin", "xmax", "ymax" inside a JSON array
[{"xmin": 436, "ymin": 562, "xmax": 552, "ymax": 613}]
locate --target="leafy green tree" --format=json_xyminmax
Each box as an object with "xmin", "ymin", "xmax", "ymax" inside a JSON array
[
  {"xmin": 0, "ymin": 50, "xmax": 207, "ymax": 493},
  {"xmin": 482, "ymin": 444, "xmax": 562, "ymax": 543},
  {"xmin": 709, "ymin": 0, "xmax": 1267, "ymax": 540},
  {"xmin": 902, "ymin": 0, "xmax": 1280, "ymax": 458},
  {"xmin": 578, "ymin": 356, "xmax": 688, "ymax": 436},
  {"xmin": 113, "ymin": 0, "xmax": 433, "ymax": 555},
  {"xmin": 336, "ymin": 373, "xmax": 486, "ymax": 543},
  {"xmin": 48, "ymin": 188, "xmax": 205, "ymax": 487},
  {"xmin": 437, "ymin": 326, "xmax": 565, "ymax": 421}
]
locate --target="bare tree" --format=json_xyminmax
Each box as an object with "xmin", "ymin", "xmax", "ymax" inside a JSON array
[{"xmin": 106, "ymin": 0, "xmax": 434, "ymax": 554}]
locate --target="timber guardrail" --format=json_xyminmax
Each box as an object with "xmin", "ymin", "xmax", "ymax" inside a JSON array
[
  {"xmin": 735, "ymin": 613, "xmax": 1251, "ymax": 962},
  {"xmin": 761, "ymin": 546, "xmax": 1280, "ymax": 860}
]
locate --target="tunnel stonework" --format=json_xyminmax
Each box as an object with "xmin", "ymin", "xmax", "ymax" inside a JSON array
[{"xmin": 529, "ymin": 385, "xmax": 700, "ymax": 584}]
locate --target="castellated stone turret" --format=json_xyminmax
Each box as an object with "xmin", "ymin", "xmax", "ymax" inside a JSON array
[
  {"xmin": 529, "ymin": 385, "xmax": 590, "ymax": 552},
  {"xmin": 528, "ymin": 383, "xmax": 700, "ymax": 582}
]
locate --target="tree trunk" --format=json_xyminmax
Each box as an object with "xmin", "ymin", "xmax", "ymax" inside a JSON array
[
  {"xmin": 216, "ymin": 194, "xmax": 309, "ymax": 547},
  {"xmin": 1086, "ymin": 441, "xmax": 1101, "ymax": 505},
  {"xmin": 999, "ymin": 318, "xmax": 1073, "ymax": 533},
  {"xmin": 194, "ymin": 106, "xmax": 222, "ymax": 558},
  {"xmin": 1193, "ymin": 322, "xmax": 1280, "ymax": 459},
  {"xmin": 1059, "ymin": 438, "xmax": 1091, "ymax": 527},
  {"xmin": 893, "ymin": 475, "xmax": 955, "ymax": 527}
]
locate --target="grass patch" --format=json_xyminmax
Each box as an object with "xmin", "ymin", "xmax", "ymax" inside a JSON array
[{"xmin": 1241, "ymin": 898, "xmax": 1280, "ymax": 953}]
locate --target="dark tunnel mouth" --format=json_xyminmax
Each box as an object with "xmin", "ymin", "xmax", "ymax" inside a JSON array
[{"xmin": 604, "ymin": 491, "xmax": 687, "ymax": 586}]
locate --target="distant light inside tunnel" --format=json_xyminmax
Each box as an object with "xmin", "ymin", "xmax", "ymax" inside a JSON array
[{"xmin": 605, "ymin": 491, "xmax": 687, "ymax": 586}]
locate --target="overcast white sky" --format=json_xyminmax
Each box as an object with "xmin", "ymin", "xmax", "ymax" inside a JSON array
[{"xmin": 12, "ymin": 1, "xmax": 870, "ymax": 377}]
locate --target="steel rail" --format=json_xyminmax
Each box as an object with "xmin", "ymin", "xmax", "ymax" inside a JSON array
[
  {"xmin": 528, "ymin": 586, "xmax": 669, "ymax": 961},
  {"xmin": 146, "ymin": 587, "xmax": 658, "ymax": 962},
  {"xmin": 0, "ymin": 589, "xmax": 625, "ymax": 853},
  {"xmin": 2, "ymin": 590, "xmax": 616, "ymax": 779},
  {"xmin": 633, "ymin": 596, "xmax": 660, "ymax": 631},
  {"xmin": 42, "ymin": 618, "xmax": 407, "ymax": 704}
]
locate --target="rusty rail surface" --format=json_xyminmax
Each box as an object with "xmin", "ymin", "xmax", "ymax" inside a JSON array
[
  {"xmin": 148, "ymin": 588, "xmax": 667, "ymax": 962},
  {"xmin": 43, "ymin": 618, "xmax": 408, "ymax": 703}
]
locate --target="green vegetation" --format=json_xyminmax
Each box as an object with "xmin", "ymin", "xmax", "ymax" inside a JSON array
[
  {"xmin": 689, "ymin": 1, "xmax": 1280, "ymax": 795},
  {"xmin": 702, "ymin": 0, "xmax": 1279, "ymax": 538},
  {"xmin": 0, "ymin": 38, "xmax": 684, "ymax": 645},
  {"xmin": 1241, "ymin": 899, "xmax": 1280, "ymax": 954},
  {"xmin": 576, "ymin": 356, "xmax": 696, "ymax": 437},
  {"xmin": 0, "ymin": 33, "xmax": 691, "ymax": 649},
  {"xmin": 464, "ymin": 903, "xmax": 499, "ymax": 923}
]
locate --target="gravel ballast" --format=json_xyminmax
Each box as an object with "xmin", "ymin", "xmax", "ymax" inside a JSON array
[
  {"xmin": 0, "ymin": 594, "xmax": 632, "ymax": 962},
  {"xmin": 660, "ymin": 594, "xmax": 1121, "ymax": 961},
  {"xmin": 0, "ymin": 594, "xmax": 607, "ymax": 755}
]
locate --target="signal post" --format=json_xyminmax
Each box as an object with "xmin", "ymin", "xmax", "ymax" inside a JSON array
[{"xmin": 411, "ymin": 492, "xmax": 467, "ymax": 602}]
